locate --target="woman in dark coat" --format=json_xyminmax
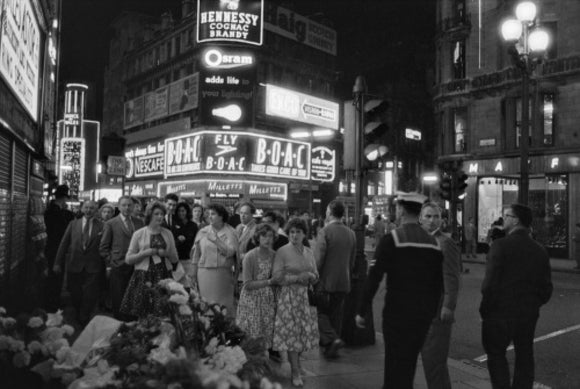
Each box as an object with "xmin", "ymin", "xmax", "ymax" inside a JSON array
[{"xmin": 174, "ymin": 202, "xmax": 198, "ymax": 260}]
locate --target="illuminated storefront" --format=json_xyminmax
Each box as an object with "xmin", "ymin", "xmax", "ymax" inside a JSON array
[{"xmin": 465, "ymin": 155, "xmax": 579, "ymax": 258}]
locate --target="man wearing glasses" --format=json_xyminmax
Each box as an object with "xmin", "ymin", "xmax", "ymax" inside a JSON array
[{"xmin": 480, "ymin": 204, "xmax": 553, "ymax": 389}]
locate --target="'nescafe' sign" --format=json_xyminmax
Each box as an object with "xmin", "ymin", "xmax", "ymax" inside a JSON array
[{"xmin": 197, "ymin": 0, "xmax": 264, "ymax": 46}]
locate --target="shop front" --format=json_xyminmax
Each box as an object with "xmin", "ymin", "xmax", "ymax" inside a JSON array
[{"xmin": 464, "ymin": 154, "xmax": 579, "ymax": 259}]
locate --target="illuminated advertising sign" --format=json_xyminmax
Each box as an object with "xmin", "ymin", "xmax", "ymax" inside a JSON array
[
  {"xmin": 123, "ymin": 96, "xmax": 144, "ymax": 129},
  {"xmin": 0, "ymin": 0, "xmax": 41, "ymax": 121},
  {"xmin": 199, "ymin": 47, "xmax": 255, "ymax": 127},
  {"xmin": 264, "ymin": 4, "xmax": 337, "ymax": 56},
  {"xmin": 311, "ymin": 146, "xmax": 335, "ymax": 182},
  {"xmin": 405, "ymin": 128, "xmax": 422, "ymax": 141},
  {"xmin": 168, "ymin": 73, "xmax": 199, "ymax": 115},
  {"xmin": 265, "ymin": 84, "xmax": 339, "ymax": 130},
  {"xmin": 164, "ymin": 130, "xmax": 310, "ymax": 180},
  {"xmin": 125, "ymin": 141, "xmax": 165, "ymax": 179},
  {"xmin": 158, "ymin": 179, "xmax": 287, "ymax": 201},
  {"xmin": 125, "ymin": 181, "xmax": 158, "ymax": 197},
  {"xmin": 58, "ymin": 138, "xmax": 85, "ymax": 198},
  {"xmin": 197, "ymin": 0, "xmax": 264, "ymax": 45},
  {"xmin": 64, "ymin": 113, "xmax": 80, "ymax": 126}
]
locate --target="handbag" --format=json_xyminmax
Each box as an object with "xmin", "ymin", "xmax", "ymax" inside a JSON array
[{"xmin": 307, "ymin": 285, "xmax": 317, "ymax": 307}]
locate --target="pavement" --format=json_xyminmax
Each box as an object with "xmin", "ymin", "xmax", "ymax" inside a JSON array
[
  {"xmin": 273, "ymin": 332, "xmax": 496, "ymax": 388},
  {"xmin": 462, "ymin": 253, "xmax": 580, "ymax": 275}
]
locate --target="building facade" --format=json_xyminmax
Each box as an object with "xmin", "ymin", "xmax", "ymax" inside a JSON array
[
  {"xmin": 434, "ymin": 0, "xmax": 580, "ymax": 258},
  {"xmin": 103, "ymin": 0, "xmax": 340, "ymax": 218},
  {"xmin": 0, "ymin": 0, "xmax": 62, "ymax": 309}
]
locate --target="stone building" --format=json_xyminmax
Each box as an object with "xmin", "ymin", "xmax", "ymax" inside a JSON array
[{"xmin": 434, "ymin": 0, "xmax": 580, "ymax": 258}]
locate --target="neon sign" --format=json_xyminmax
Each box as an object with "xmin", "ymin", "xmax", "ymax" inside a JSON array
[
  {"xmin": 59, "ymin": 138, "xmax": 85, "ymax": 198},
  {"xmin": 164, "ymin": 130, "xmax": 310, "ymax": 180},
  {"xmin": 197, "ymin": 0, "xmax": 264, "ymax": 45},
  {"xmin": 158, "ymin": 179, "xmax": 287, "ymax": 201}
]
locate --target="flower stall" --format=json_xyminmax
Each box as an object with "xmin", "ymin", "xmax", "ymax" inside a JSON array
[{"xmin": 0, "ymin": 280, "xmax": 281, "ymax": 389}]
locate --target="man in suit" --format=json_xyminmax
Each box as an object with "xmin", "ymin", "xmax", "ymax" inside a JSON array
[
  {"xmin": 162, "ymin": 193, "xmax": 179, "ymax": 230},
  {"xmin": 99, "ymin": 196, "xmax": 144, "ymax": 320},
  {"xmin": 420, "ymin": 203, "xmax": 461, "ymax": 389},
  {"xmin": 43, "ymin": 184, "xmax": 75, "ymax": 311},
  {"xmin": 480, "ymin": 204, "xmax": 552, "ymax": 389},
  {"xmin": 235, "ymin": 202, "xmax": 257, "ymax": 281},
  {"xmin": 315, "ymin": 200, "xmax": 356, "ymax": 359},
  {"xmin": 53, "ymin": 201, "xmax": 103, "ymax": 325}
]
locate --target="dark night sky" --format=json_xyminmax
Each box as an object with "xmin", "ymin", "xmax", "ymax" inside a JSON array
[{"xmin": 60, "ymin": 0, "xmax": 435, "ymax": 120}]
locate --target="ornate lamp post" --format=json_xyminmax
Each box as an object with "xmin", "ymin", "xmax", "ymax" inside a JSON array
[{"xmin": 501, "ymin": 1, "xmax": 549, "ymax": 205}]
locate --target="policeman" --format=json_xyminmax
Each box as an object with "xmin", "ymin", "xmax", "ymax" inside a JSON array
[{"xmin": 356, "ymin": 192, "xmax": 443, "ymax": 389}]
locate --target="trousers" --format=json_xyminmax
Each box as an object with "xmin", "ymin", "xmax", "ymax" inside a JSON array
[
  {"xmin": 317, "ymin": 292, "xmax": 346, "ymax": 346},
  {"xmin": 420, "ymin": 319, "xmax": 453, "ymax": 389},
  {"xmin": 482, "ymin": 316, "xmax": 538, "ymax": 389}
]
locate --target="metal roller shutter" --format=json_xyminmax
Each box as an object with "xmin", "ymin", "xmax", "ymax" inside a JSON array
[{"xmin": 0, "ymin": 134, "xmax": 10, "ymax": 278}]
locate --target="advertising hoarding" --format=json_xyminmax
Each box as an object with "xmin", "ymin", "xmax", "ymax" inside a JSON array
[
  {"xmin": 124, "ymin": 181, "xmax": 158, "ymax": 197},
  {"xmin": 199, "ymin": 47, "xmax": 255, "ymax": 127},
  {"xmin": 265, "ymin": 84, "xmax": 339, "ymax": 130},
  {"xmin": 0, "ymin": 0, "xmax": 41, "ymax": 121},
  {"xmin": 164, "ymin": 130, "xmax": 310, "ymax": 180},
  {"xmin": 168, "ymin": 73, "xmax": 199, "ymax": 114},
  {"xmin": 58, "ymin": 138, "xmax": 86, "ymax": 199},
  {"xmin": 197, "ymin": 0, "xmax": 264, "ymax": 46},
  {"xmin": 143, "ymin": 86, "xmax": 169, "ymax": 122},
  {"xmin": 125, "ymin": 141, "xmax": 165, "ymax": 179},
  {"xmin": 264, "ymin": 4, "xmax": 337, "ymax": 56},
  {"xmin": 123, "ymin": 96, "xmax": 144, "ymax": 129}
]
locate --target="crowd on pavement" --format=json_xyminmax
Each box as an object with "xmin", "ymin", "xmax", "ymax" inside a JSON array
[{"xmin": 41, "ymin": 183, "xmax": 554, "ymax": 388}]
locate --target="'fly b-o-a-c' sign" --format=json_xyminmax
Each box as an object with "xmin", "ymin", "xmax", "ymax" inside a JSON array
[
  {"xmin": 164, "ymin": 130, "xmax": 310, "ymax": 180},
  {"xmin": 197, "ymin": 0, "xmax": 264, "ymax": 45}
]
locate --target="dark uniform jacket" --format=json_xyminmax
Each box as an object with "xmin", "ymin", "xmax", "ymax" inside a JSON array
[
  {"xmin": 44, "ymin": 202, "xmax": 75, "ymax": 266},
  {"xmin": 359, "ymin": 223, "xmax": 444, "ymax": 321},
  {"xmin": 480, "ymin": 228, "xmax": 552, "ymax": 319}
]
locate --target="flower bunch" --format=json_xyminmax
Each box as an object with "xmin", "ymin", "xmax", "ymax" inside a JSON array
[{"xmin": 0, "ymin": 307, "xmax": 79, "ymax": 385}]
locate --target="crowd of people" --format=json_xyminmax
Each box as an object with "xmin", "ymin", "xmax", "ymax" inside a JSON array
[{"xmin": 42, "ymin": 184, "xmax": 553, "ymax": 388}]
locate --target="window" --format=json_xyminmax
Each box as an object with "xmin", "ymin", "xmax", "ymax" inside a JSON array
[
  {"xmin": 542, "ymin": 22, "xmax": 557, "ymax": 59},
  {"xmin": 452, "ymin": 40, "xmax": 466, "ymax": 79},
  {"xmin": 515, "ymin": 97, "xmax": 532, "ymax": 148},
  {"xmin": 453, "ymin": 107, "xmax": 467, "ymax": 153},
  {"xmin": 452, "ymin": 0, "xmax": 466, "ymax": 20},
  {"xmin": 175, "ymin": 36, "xmax": 181, "ymax": 56},
  {"xmin": 542, "ymin": 93, "xmax": 555, "ymax": 146}
]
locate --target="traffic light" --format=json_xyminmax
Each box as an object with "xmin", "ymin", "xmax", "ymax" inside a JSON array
[
  {"xmin": 363, "ymin": 99, "xmax": 389, "ymax": 166},
  {"xmin": 439, "ymin": 173, "xmax": 453, "ymax": 201},
  {"xmin": 456, "ymin": 171, "xmax": 468, "ymax": 198}
]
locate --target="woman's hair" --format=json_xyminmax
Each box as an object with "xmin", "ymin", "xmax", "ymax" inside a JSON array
[
  {"xmin": 252, "ymin": 223, "xmax": 277, "ymax": 245},
  {"xmin": 285, "ymin": 217, "xmax": 309, "ymax": 236},
  {"xmin": 192, "ymin": 203, "xmax": 204, "ymax": 213},
  {"xmin": 144, "ymin": 201, "xmax": 167, "ymax": 225},
  {"xmin": 208, "ymin": 203, "xmax": 229, "ymax": 224},
  {"xmin": 99, "ymin": 203, "xmax": 115, "ymax": 214},
  {"xmin": 176, "ymin": 201, "xmax": 192, "ymax": 221}
]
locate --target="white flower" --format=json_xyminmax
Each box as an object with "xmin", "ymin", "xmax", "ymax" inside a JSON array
[
  {"xmin": 2, "ymin": 317, "xmax": 16, "ymax": 328},
  {"xmin": 28, "ymin": 316, "xmax": 44, "ymax": 328},
  {"xmin": 27, "ymin": 340, "xmax": 44, "ymax": 354},
  {"xmin": 12, "ymin": 351, "xmax": 31, "ymax": 368},
  {"xmin": 62, "ymin": 324, "xmax": 75, "ymax": 336},
  {"xmin": 0, "ymin": 307, "xmax": 6, "ymax": 315},
  {"xmin": 46, "ymin": 310, "xmax": 64, "ymax": 327},
  {"xmin": 205, "ymin": 337, "xmax": 219, "ymax": 356},
  {"xmin": 42, "ymin": 326, "xmax": 65, "ymax": 342},
  {"xmin": 55, "ymin": 346, "xmax": 72, "ymax": 363},
  {"xmin": 9, "ymin": 338, "xmax": 25, "ymax": 352},
  {"xmin": 169, "ymin": 294, "xmax": 189, "ymax": 305},
  {"xmin": 178, "ymin": 305, "xmax": 192, "ymax": 315},
  {"xmin": 0, "ymin": 335, "xmax": 11, "ymax": 351}
]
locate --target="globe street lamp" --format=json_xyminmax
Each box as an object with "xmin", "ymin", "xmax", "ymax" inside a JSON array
[{"xmin": 501, "ymin": 1, "xmax": 549, "ymax": 205}]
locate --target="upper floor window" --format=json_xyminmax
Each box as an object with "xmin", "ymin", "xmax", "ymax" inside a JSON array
[
  {"xmin": 453, "ymin": 107, "xmax": 467, "ymax": 153},
  {"xmin": 542, "ymin": 93, "xmax": 555, "ymax": 146},
  {"xmin": 452, "ymin": 0, "xmax": 466, "ymax": 19},
  {"xmin": 452, "ymin": 40, "xmax": 466, "ymax": 79},
  {"xmin": 515, "ymin": 97, "xmax": 532, "ymax": 148}
]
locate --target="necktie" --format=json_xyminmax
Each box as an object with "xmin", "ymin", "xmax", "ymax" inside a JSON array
[
  {"xmin": 82, "ymin": 219, "xmax": 90, "ymax": 250},
  {"xmin": 125, "ymin": 217, "xmax": 133, "ymax": 234}
]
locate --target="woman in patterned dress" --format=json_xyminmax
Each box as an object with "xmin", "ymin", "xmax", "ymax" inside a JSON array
[
  {"xmin": 121, "ymin": 201, "xmax": 178, "ymax": 318},
  {"xmin": 272, "ymin": 218, "xmax": 319, "ymax": 387},
  {"xmin": 236, "ymin": 223, "xmax": 283, "ymax": 349}
]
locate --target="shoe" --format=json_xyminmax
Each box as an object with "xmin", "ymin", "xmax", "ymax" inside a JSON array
[
  {"xmin": 291, "ymin": 375, "xmax": 304, "ymax": 387},
  {"xmin": 324, "ymin": 338, "xmax": 345, "ymax": 359}
]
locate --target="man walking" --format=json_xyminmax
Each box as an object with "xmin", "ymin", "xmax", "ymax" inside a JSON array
[
  {"xmin": 163, "ymin": 193, "xmax": 179, "ymax": 230},
  {"xmin": 480, "ymin": 204, "xmax": 552, "ymax": 389},
  {"xmin": 464, "ymin": 217, "xmax": 477, "ymax": 258},
  {"xmin": 235, "ymin": 202, "xmax": 257, "ymax": 282},
  {"xmin": 99, "ymin": 196, "xmax": 144, "ymax": 320},
  {"xmin": 43, "ymin": 185, "xmax": 75, "ymax": 311},
  {"xmin": 420, "ymin": 202, "xmax": 461, "ymax": 389},
  {"xmin": 53, "ymin": 201, "xmax": 104, "ymax": 326},
  {"xmin": 315, "ymin": 200, "xmax": 356, "ymax": 359},
  {"xmin": 356, "ymin": 192, "xmax": 443, "ymax": 389}
]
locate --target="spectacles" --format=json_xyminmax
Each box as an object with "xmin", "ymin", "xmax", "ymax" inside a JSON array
[{"xmin": 504, "ymin": 213, "xmax": 517, "ymax": 219}]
